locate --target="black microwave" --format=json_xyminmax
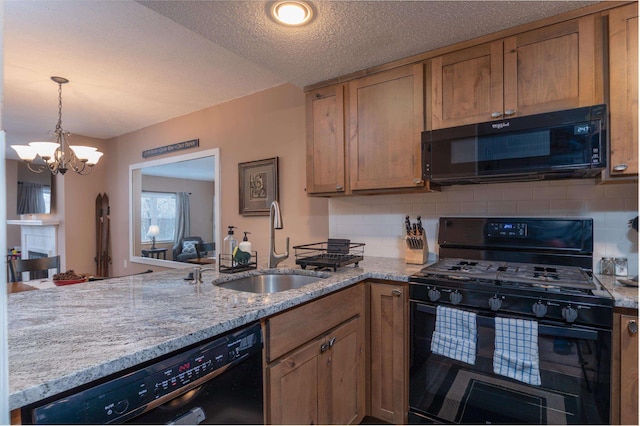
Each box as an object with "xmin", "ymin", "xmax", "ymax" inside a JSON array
[{"xmin": 422, "ymin": 104, "xmax": 607, "ymax": 185}]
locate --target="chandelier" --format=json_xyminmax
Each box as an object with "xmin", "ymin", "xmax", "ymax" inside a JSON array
[{"xmin": 11, "ymin": 76, "xmax": 103, "ymax": 175}]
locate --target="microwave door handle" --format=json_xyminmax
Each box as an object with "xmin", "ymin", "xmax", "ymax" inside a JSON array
[{"xmin": 414, "ymin": 303, "xmax": 597, "ymax": 341}]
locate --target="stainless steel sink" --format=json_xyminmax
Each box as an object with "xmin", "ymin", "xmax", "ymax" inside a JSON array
[{"xmin": 216, "ymin": 273, "xmax": 324, "ymax": 294}]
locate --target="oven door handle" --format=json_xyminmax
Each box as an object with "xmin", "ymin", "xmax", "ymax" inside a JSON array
[{"xmin": 415, "ymin": 303, "xmax": 598, "ymax": 341}]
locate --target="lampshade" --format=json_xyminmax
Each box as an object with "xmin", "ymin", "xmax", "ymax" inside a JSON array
[
  {"xmin": 86, "ymin": 151, "xmax": 104, "ymax": 166},
  {"xmin": 148, "ymin": 225, "xmax": 160, "ymax": 237},
  {"xmin": 11, "ymin": 145, "xmax": 38, "ymax": 161},
  {"xmin": 70, "ymin": 145, "xmax": 97, "ymax": 161},
  {"xmin": 28, "ymin": 142, "xmax": 60, "ymax": 161}
]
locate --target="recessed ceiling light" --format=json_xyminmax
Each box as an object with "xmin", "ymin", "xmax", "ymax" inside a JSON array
[{"xmin": 270, "ymin": 1, "xmax": 314, "ymax": 26}]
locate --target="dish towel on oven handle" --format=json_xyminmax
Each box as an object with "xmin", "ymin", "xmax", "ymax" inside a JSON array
[
  {"xmin": 493, "ymin": 317, "xmax": 541, "ymax": 386},
  {"xmin": 430, "ymin": 306, "xmax": 477, "ymax": 365}
]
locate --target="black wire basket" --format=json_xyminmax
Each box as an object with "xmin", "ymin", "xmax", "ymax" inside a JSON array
[{"xmin": 293, "ymin": 239, "xmax": 365, "ymax": 271}]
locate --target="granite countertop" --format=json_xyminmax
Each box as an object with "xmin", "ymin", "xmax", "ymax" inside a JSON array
[
  {"xmin": 8, "ymin": 257, "xmax": 423, "ymax": 410},
  {"xmin": 9, "ymin": 258, "xmax": 636, "ymax": 411},
  {"xmin": 596, "ymin": 273, "xmax": 639, "ymax": 310}
]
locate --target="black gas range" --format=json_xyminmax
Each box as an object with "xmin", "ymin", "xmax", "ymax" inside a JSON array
[
  {"xmin": 410, "ymin": 217, "xmax": 613, "ymax": 327},
  {"xmin": 408, "ymin": 217, "xmax": 613, "ymax": 424}
]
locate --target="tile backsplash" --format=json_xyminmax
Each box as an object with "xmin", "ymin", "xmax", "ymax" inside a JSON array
[{"xmin": 329, "ymin": 179, "xmax": 639, "ymax": 276}]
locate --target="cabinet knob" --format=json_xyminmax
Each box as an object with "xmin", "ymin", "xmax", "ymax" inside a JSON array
[
  {"xmin": 491, "ymin": 112, "xmax": 503, "ymax": 118},
  {"xmin": 613, "ymin": 164, "xmax": 628, "ymax": 172},
  {"xmin": 413, "ymin": 178, "xmax": 424, "ymax": 185},
  {"xmin": 504, "ymin": 109, "xmax": 517, "ymax": 116},
  {"xmin": 629, "ymin": 320, "xmax": 638, "ymax": 334},
  {"xmin": 392, "ymin": 289, "xmax": 402, "ymax": 297},
  {"xmin": 336, "ymin": 184, "xmax": 343, "ymax": 191},
  {"xmin": 315, "ymin": 93, "xmax": 322, "ymax": 99}
]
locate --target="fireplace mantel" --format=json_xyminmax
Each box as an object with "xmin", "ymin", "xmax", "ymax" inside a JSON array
[{"xmin": 7, "ymin": 219, "xmax": 60, "ymax": 226}]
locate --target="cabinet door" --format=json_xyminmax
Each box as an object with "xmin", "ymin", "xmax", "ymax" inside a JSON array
[
  {"xmin": 619, "ymin": 314, "xmax": 638, "ymax": 425},
  {"xmin": 319, "ymin": 316, "xmax": 365, "ymax": 425},
  {"xmin": 608, "ymin": 3, "xmax": 638, "ymax": 176},
  {"xmin": 267, "ymin": 316, "xmax": 365, "ymax": 425},
  {"xmin": 267, "ymin": 333, "xmax": 323, "ymax": 425},
  {"xmin": 306, "ymin": 84, "xmax": 347, "ymax": 194},
  {"xmin": 431, "ymin": 40, "xmax": 504, "ymax": 129},
  {"xmin": 503, "ymin": 15, "xmax": 600, "ymax": 117},
  {"xmin": 348, "ymin": 63, "xmax": 424, "ymax": 191},
  {"xmin": 369, "ymin": 282, "xmax": 407, "ymax": 424}
]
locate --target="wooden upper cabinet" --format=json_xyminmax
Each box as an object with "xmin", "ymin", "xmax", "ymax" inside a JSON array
[
  {"xmin": 306, "ymin": 84, "xmax": 347, "ymax": 194},
  {"xmin": 608, "ymin": 3, "xmax": 638, "ymax": 177},
  {"xmin": 348, "ymin": 63, "xmax": 425, "ymax": 191},
  {"xmin": 431, "ymin": 40, "xmax": 504, "ymax": 129},
  {"xmin": 504, "ymin": 15, "xmax": 601, "ymax": 117},
  {"xmin": 431, "ymin": 15, "xmax": 601, "ymax": 129}
]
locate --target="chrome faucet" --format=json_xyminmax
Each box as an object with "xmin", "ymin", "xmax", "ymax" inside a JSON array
[
  {"xmin": 192, "ymin": 266, "xmax": 216, "ymax": 284},
  {"xmin": 268, "ymin": 201, "xmax": 289, "ymax": 268}
]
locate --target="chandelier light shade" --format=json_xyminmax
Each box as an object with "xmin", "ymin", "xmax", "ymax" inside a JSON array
[{"xmin": 11, "ymin": 76, "xmax": 103, "ymax": 175}]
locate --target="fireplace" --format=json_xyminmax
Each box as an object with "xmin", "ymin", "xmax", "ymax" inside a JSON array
[{"xmin": 7, "ymin": 219, "xmax": 59, "ymax": 278}]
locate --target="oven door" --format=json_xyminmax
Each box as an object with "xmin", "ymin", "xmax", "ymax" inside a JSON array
[{"xmin": 409, "ymin": 301, "xmax": 611, "ymax": 424}]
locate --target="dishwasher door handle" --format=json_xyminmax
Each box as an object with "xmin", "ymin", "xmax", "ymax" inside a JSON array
[{"xmin": 169, "ymin": 407, "xmax": 206, "ymax": 425}]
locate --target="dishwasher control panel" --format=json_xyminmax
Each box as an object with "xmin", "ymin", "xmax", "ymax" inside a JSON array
[{"xmin": 24, "ymin": 323, "xmax": 262, "ymax": 424}]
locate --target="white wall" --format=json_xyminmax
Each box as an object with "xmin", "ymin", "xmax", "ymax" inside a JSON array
[{"xmin": 329, "ymin": 178, "xmax": 639, "ymax": 276}]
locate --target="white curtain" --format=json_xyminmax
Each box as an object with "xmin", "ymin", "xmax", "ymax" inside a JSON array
[
  {"xmin": 174, "ymin": 192, "xmax": 191, "ymax": 246},
  {"xmin": 17, "ymin": 182, "xmax": 46, "ymax": 214}
]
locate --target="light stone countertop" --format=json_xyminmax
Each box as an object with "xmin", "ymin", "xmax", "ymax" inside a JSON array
[
  {"xmin": 8, "ymin": 257, "xmax": 423, "ymax": 410},
  {"xmin": 9, "ymin": 258, "xmax": 634, "ymax": 411},
  {"xmin": 596, "ymin": 273, "xmax": 639, "ymax": 310}
]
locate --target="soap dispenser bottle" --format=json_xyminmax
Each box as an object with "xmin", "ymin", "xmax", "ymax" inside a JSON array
[
  {"xmin": 223, "ymin": 226, "xmax": 238, "ymax": 259},
  {"xmin": 239, "ymin": 232, "xmax": 252, "ymax": 254}
]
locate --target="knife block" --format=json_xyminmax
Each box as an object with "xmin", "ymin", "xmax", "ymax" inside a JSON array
[{"xmin": 405, "ymin": 233, "xmax": 428, "ymax": 265}]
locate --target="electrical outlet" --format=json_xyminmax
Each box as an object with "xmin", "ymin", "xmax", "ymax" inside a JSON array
[{"xmin": 123, "ymin": 259, "xmax": 128, "ymax": 269}]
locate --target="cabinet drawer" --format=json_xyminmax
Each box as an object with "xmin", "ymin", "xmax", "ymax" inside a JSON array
[{"xmin": 264, "ymin": 283, "xmax": 365, "ymax": 362}]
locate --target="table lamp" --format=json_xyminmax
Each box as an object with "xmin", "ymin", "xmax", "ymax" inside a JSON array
[{"xmin": 148, "ymin": 225, "xmax": 160, "ymax": 249}]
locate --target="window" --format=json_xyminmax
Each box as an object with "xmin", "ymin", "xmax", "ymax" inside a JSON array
[{"xmin": 141, "ymin": 192, "xmax": 176, "ymax": 243}]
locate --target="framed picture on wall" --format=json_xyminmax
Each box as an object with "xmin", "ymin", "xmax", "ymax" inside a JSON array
[{"xmin": 239, "ymin": 157, "xmax": 279, "ymax": 216}]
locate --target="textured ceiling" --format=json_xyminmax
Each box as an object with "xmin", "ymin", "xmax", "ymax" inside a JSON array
[{"xmin": 3, "ymin": 0, "xmax": 597, "ymax": 158}]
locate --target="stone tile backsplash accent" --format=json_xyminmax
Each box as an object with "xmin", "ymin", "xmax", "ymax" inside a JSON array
[{"xmin": 329, "ymin": 179, "xmax": 639, "ymax": 276}]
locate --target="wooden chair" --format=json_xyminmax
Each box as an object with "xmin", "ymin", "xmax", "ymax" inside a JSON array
[
  {"xmin": 196, "ymin": 242, "xmax": 215, "ymax": 258},
  {"xmin": 9, "ymin": 256, "xmax": 61, "ymax": 282}
]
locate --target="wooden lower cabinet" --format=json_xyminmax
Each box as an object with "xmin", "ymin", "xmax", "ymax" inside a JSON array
[
  {"xmin": 264, "ymin": 283, "xmax": 366, "ymax": 425},
  {"xmin": 267, "ymin": 316, "xmax": 364, "ymax": 425},
  {"xmin": 611, "ymin": 309, "xmax": 639, "ymax": 425},
  {"xmin": 368, "ymin": 281, "xmax": 408, "ymax": 424}
]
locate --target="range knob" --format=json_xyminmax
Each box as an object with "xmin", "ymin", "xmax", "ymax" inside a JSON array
[
  {"xmin": 428, "ymin": 288, "xmax": 441, "ymax": 302},
  {"xmin": 449, "ymin": 291, "xmax": 462, "ymax": 305},
  {"xmin": 488, "ymin": 296, "xmax": 502, "ymax": 311},
  {"xmin": 562, "ymin": 305, "xmax": 579, "ymax": 323},
  {"xmin": 115, "ymin": 399, "xmax": 129, "ymax": 414},
  {"xmin": 532, "ymin": 301, "xmax": 547, "ymax": 318}
]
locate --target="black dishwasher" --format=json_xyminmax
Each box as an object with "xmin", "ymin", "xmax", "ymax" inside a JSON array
[{"xmin": 21, "ymin": 322, "xmax": 263, "ymax": 424}]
